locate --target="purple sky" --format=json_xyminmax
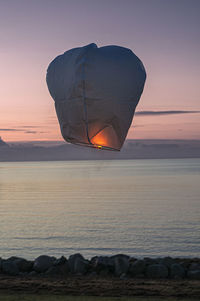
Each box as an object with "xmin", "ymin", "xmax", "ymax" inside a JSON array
[{"xmin": 0, "ymin": 0, "xmax": 200, "ymax": 141}]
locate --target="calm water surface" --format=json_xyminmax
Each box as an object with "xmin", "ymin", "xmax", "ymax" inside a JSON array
[{"xmin": 0, "ymin": 159, "xmax": 199, "ymax": 259}]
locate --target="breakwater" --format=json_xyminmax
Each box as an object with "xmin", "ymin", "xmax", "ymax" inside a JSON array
[{"xmin": 0, "ymin": 254, "xmax": 200, "ymax": 280}]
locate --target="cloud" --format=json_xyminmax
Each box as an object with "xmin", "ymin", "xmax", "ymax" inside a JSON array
[
  {"xmin": 131, "ymin": 124, "xmax": 145, "ymax": 128},
  {"xmin": 135, "ymin": 110, "xmax": 200, "ymax": 116},
  {"xmin": 18, "ymin": 126, "xmax": 41, "ymax": 129},
  {"xmin": 24, "ymin": 130, "xmax": 49, "ymax": 134},
  {"xmin": 0, "ymin": 128, "xmax": 24, "ymax": 132},
  {"xmin": 25, "ymin": 131, "xmax": 37, "ymax": 134},
  {"xmin": 0, "ymin": 128, "xmax": 45, "ymax": 134}
]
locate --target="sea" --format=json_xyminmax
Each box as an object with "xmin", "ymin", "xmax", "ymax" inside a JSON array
[{"xmin": 0, "ymin": 158, "xmax": 199, "ymax": 260}]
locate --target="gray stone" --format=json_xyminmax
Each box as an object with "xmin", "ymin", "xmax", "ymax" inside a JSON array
[
  {"xmin": 159, "ymin": 257, "xmax": 174, "ymax": 268},
  {"xmin": 189, "ymin": 263, "xmax": 200, "ymax": 271},
  {"xmin": 187, "ymin": 270, "xmax": 200, "ymax": 280},
  {"xmin": 90, "ymin": 256, "xmax": 98, "ymax": 268},
  {"xmin": 12, "ymin": 257, "xmax": 33, "ymax": 272},
  {"xmin": 99, "ymin": 268, "xmax": 110, "ymax": 277},
  {"xmin": 144, "ymin": 257, "xmax": 158, "ymax": 266},
  {"xmin": 114, "ymin": 255, "xmax": 129, "ymax": 276},
  {"xmin": 29, "ymin": 270, "xmax": 38, "ymax": 276},
  {"xmin": 54, "ymin": 256, "xmax": 67, "ymax": 266},
  {"xmin": 129, "ymin": 259, "xmax": 146, "ymax": 277},
  {"xmin": 129, "ymin": 257, "xmax": 137, "ymax": 262},
  {"xmin": 111, "ymin": 254, "xmax": 129, "ymax": 260},
  {"xmin": 33, "ymin": 255, "xmax": 56, "ymax": 273},
  {"xmin": 2, "ymin": 261, "xmax": 19, "ymax": 276},
  {"xmin": 68, "ymin": 253, "xmax": 84, "ymax": 273},
  {"xmin": 59, "ymin": 261, "xmax": 69, "ymax": 274},
  {"xmin": 88, "ymin": 271, "xmax": 97, "ymax": 278},
  {"xmin": 146, "ymin": 264, "xmax": 168, "ymax": 279},
  {"xmin": 179, "ymin": 260, "xmax": 190, "ymax": 270},
  {"xmin": 68, "ymin": 253, "xmax": 88, "ymax": 275},
  {"xmin": 90, "ymin": 256, "xmax": 98, "ymax": 264},
  {"xmin": 170, "ymin": 263, "xmax": 185, "ymax": 279},
  {"xmin": 96, "ymin": 256, "xmax": 114, "ymax": 267},
  {"xmin": 74, "ymin": 257, "xmax": 88, "ymax": 275},
  {"xmin": 46, "ymin": 261, "xmax": 69, "ymax": 276},
  {"xmin": 6, "ymin": 256, "xmax": 19, "ymax": 261},
  {"xmin": 120, "ymin": 273, "xmax": 128, "ymax": 280},
  {"xmin": 19, "ymin": 272, "xmax": 29, "ymax": 276},
  {"xmin": 45, "ymin": 266, "xmax": 60, "ymax": 276},
  {"xmin": 91, "ymin": 256, "xmax": 114, "ymax": 273}
]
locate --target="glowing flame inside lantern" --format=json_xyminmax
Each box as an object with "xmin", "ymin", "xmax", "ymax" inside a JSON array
[
  {"xmin": 90, "ymin": 125, "xmax": 119, "ymax": 150},
  {"xmin": 91, "ymin": 129, "xmax": 108, "ymax": 148}
]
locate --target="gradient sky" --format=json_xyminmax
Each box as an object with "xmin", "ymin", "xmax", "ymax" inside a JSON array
[{"xmin": 0, "ymin": 0, "xmax": 199, "ymax": 142}]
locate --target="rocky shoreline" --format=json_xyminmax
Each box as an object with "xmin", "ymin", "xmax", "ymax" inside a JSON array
[{"xmin": 1, "ymin": 254, "xmax": 200, "ymax": 280}]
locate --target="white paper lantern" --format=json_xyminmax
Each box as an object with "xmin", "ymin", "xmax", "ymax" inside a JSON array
[{"xmin": 46, "ymin": 43, "xmax": 146, "ymax": 151}]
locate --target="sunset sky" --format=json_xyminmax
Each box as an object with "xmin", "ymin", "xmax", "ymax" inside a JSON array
[{"xmin": 0, "ymin": 0, "xmax": 199, "ymax": 142}]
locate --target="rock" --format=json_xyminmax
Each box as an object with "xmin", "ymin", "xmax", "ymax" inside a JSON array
[
  {"xmin": 129, "ymin": 259, "xmax": 146, "ymax": 277},
  {"xmin": 159, "ymin": 257, "xmax": 174, "ymax": 268},
  {"xmin": 88, "ymin": 271, "xmax": 97, "ymax": 278},
  {"xmin": 68, "ymin": 253, "xmax": 88, "ymax": 275},
  {"xmin": 68, "ymin": 253, "xmax": 84, "ymax": 272},
  {"xmin": 10, "ymin": 257, "xmax": 33, "ymax": 272},
  {"xmin": 74, "ymin": 257, "xmax": 88, "ymax": 275},
  {"xmin": 90, "ymin": 256, "xmax": 98, "ymax": 269},
  {"xmin": 146, "ymin": 264, "xmax": 168, "ymax": 279},
  {"xmin": 33, "ymin": 255, "xmax": 56, "ymax": 273},
  {"xmin": 54, "ymin": 256, "xmax": 67, "ymax": 266},
  {"xmin": 179, "ymin": 259, "xmax": 191, "ymax": 270},
  {"xmin": 59, "ymin": 261, "xmax": 70, "ymax": 274},
  {"xmin": 90, "ymin": 256, "xmax": 114, "ymax": 273},
  {"xmin": 19, "ymin": 272, "xmax": 28, "ymax": 276},
  {"xmin": 120, "ymin": 273, "xmax": 128, "ymax": 280},
  {"xmin": 45, "ymin": 266, "xmax": 60, "ymax": 276},
  {"xmin": 170, "ymin": 263, "xmax": 185, "ymax": 279},
  {"xmin": 29, "ymin": 271, "xmax": 38, "ymax": 276},
  {"xmin": 189, "ymin": 263, "xmax": 200, "ymax": 271},
  {"xmin": 187, "ymin": 270, "xmax": 200, "ymax": 280},
  {"xmin": 111, "ymin": 254, "xmax": 129, "ymax": 260},
  {"xmin": 6, "ymin": 256, "xmax": 22, "ymax": 261},
  {"xmin": 144, "ymin": 257, "xmax": 158, "ymax": 266},
  {"xmin": 129, "ymin": 257, "xmax": 137, "ymax": 263},
  {"xmin": 114, "ymin": 255, "xmax": 129, "ymax": 276},
  {"xmin": 99, "ymin": 268, "xmax": 110, "ymax": 277},
  {"xmin": 1, "ymin": 260, "xmax": 19, "ymax": 276},
  {"xmin": 97, "ymin": 256, "xmax": 114, "ymax": 268}
]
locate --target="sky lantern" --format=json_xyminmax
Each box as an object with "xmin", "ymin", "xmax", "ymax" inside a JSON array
[{"xmin": 46, "ymin": 43, "xmax": 146, "ymax": 151}]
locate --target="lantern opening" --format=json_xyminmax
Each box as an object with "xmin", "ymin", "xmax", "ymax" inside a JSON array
[{"xmin": 91, "ymin": 129, "xmax": 109, "ymax": 148}]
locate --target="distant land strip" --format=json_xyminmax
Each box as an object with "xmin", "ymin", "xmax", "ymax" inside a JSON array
[
  {"xmin": 1, "ymin": 139, "xmax": 200, "ymax": 161},
  {"xmin": 135, "ymin": 110, "xmax": 200, "ymax": 115}
]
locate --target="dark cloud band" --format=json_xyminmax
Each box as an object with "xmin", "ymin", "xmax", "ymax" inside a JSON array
[
  {"xmin": 0, "ymin": 128, "xmax": 39, "ymax": 134},
  {"xmin": 0, "ymin": 129, "xmax": 23, "ymax": 132}
]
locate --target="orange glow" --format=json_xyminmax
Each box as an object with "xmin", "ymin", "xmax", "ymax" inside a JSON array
[{"xmin": 91, "ymin": 130, "xmax": 108, "ymax": 147}]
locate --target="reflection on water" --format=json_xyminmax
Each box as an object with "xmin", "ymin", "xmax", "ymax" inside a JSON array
[{"xmin": 0, "ymin": 159, "xmax": 199, "ymax": 259}]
